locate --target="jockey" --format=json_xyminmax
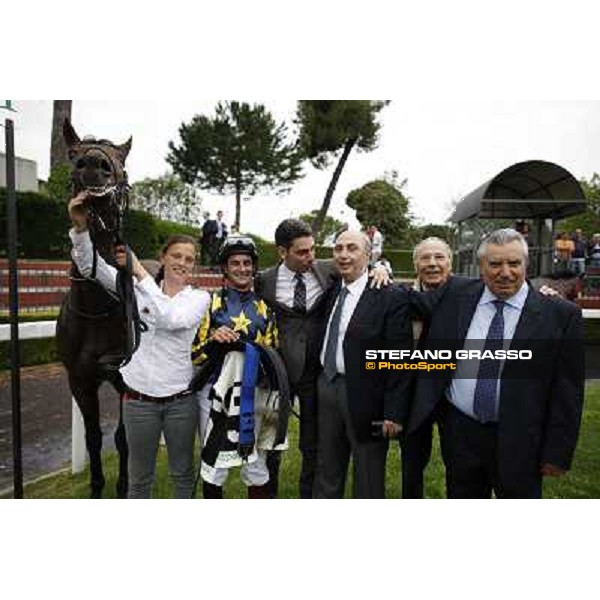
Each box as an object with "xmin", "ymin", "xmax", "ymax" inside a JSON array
[{"xmin": 191, "ymin": 236, "xmax": 284, "ymax": 499}]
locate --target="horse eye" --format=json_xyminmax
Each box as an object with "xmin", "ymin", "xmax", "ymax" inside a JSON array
[
  {"xmin": 100, "ymin": 160, "xmax": 111, "ymax": 172},
  {"xmin": 76, "ymin": 159, "xmax": 86, "ymax": 169}
]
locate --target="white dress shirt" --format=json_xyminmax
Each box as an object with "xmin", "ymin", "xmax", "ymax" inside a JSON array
[
  {"xmin": 320, "ymin": 270, "xmax": 369, "ymax": 375},
  {"xmin": 276, "ymin": 262, "xmax": 324, "ymax": 311},
  {"xmin": 70, "ymin": 229, "xmax": 211, "ymax": 396},
  {"xmin": 447, "ymin": 281, "xmax": 529, "ymax": 419}
]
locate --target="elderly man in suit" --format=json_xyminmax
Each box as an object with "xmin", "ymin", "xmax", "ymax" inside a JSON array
[
  {"xmin": 408, "ymin": 228, "xmax": 584, "ymax": 498},
  {"xmin": 254, "ymin": 219, "xmax": 339, "ymax": 498},
  {"xmin": 401, "ymin": 236, "xmax": 453, "ymax": 498},
  {"xmin": 313, "ymin": 230, "xmax": 412, "ymax": 499}
]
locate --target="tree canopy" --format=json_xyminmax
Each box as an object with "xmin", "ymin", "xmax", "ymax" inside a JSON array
[
  {"xmin": 558, "ymin": 173, "xmax": 600, "ymax": 237},
  {"xmin": 298, "ymin": 209, "xmax": 344, "ymax": 245},
  {"xmin": 131, "ymin": 172, "xmax": 203, "ymax": 227},
  {"xmin": 296, "ymin": 100, "xmax": 389, "ymax": 236},
  {"xmin": 167, "ymin": 101, "xmax": 303, "ymax": 228},
  {"xmin": 346, "ymin": 173, "xmax": 413, "ymax": 247}
]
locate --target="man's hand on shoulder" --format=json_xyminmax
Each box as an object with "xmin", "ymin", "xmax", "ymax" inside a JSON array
[
  {"xmin": 369, "ymin": 265, "xmax": 391, "ymax": 289},
  {"xmin": 539, "ymin": 284, "xmax": 562, "ymax": 298}
]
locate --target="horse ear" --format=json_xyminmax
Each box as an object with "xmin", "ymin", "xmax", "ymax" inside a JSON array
[
  {"xmin": 117, "ymin": 137, "xmax": 132, "ymax": 161},
  {"xmin": 63, "ymin": 119, "xmax": 80, "ymax": 148}
]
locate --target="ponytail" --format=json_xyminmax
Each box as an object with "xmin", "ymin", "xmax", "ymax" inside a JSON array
[{"xmin": 155, "ymin": 265, "xmax": 165, "ymax": 285}]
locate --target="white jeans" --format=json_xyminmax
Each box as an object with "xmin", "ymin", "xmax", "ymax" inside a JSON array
[{"xmin": 196, "ymin": 385, "xmax": 269, "ymax": 486}]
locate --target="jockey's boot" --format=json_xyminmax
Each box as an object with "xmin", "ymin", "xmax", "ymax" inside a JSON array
[
  {"xmin": 247, "ymin": 483, "xmax": 271, "ymax": 499},
  {"xmin": 203, "ymin": 482, "xmax": 224, "ymax": 499}
]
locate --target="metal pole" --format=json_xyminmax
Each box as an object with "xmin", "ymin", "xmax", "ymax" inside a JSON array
[{"xmin": 5, "ymin": 117, "xmax": 23, "ymax": 498}]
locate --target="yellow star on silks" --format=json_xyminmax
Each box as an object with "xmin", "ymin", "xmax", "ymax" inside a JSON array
[
  {"xmin": 211, "ymin": 293, "xmax": 223, "ymax": 312},
  {"xmin": 230, "ymin": 310, "xmax": 252, "ymax": 334},
  {"xmin": 255, "ymin": 329, "xmax": 266, "ymax": 346},
  {"xmin": 254, "ymin": 299, "xmax": 268, "ymax": 319}
]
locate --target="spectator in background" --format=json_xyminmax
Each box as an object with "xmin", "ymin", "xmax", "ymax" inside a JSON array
[
  {"xmin": 201, "ymin": 212, "xmax": 218, "ymax": 267},
  {"xmin": 215, "ymin": 210, "xmax": 228, "ymax": 252},
  {"xmin": 367, "ymin": 225, "xmax": 384, "ymax": 263},
  {"xmin": 588, "ymin": 233, "xmax": 600, "ymax": 268},
  {"xmin": 571, "ymin": 229, "xmax": 587, "ymax": 276},
  {"xmin": 515, "ymin": 220, "xmax": 531, "ymax": 246},
  {"xmin": 554, "ymin": 232, "xmax": 575, "ymax": 273}
]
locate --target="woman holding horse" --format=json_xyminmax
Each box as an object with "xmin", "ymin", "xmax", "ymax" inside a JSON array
[{"xmin": 68, "ymin": 193, "xmax": 210, "ymax": 498}]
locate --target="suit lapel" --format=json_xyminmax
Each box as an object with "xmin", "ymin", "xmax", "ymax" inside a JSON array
[
  {"xmin": 346, "ymin": 283, "xmax": 377, "ymax": 336},
  {"xmin": 458, "ymin": 284, "xmax": 484, "ymax": 340},
  {"xmin": 511, "ymin": 286, "xmax": 543, "ymax": 342},
  {"xmin": 260, "ymin": 266, "xmax": 279, "ymax": 305},
  {"xmin": 312, "ymin": 261, "xmax": 329, "ymax": 290}
]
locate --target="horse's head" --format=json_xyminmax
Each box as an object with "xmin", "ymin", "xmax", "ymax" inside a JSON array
[{"xmin": 64, "ymin": 119, "xmax": 133, "ymax": 247}]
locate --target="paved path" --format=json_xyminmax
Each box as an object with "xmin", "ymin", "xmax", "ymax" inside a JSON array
[{"xmin": 0, "ymin": 363, "xmax": 120, "ymax": 492}]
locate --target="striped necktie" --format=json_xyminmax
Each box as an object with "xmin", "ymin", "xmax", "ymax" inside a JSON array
[{"xmin": 293, "ymin": 272, "xmax": 307, "ymax": 313}]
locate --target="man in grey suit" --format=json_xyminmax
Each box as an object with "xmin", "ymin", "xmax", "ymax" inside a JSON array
[{"xmin": 255, "ymin": 219, "xmax": 338, "ymax": 498}]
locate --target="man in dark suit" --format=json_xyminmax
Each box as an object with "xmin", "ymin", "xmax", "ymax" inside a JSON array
[
  {"xmin": 408, "ymin": 228, "xmax": 584, "ymax": 498},
  {"xmin": 201, "ymin": 212, "xmax": 218, "ymax": 267},
  {"xmin": 254, "ymin": 219, "xmax": 339, "ymax": 498},
  {"xmin": 400, "ymin": 236, "xmax": 453, "ymax": 498},
  {"xmin": 313, "ymin": 230, "xmax": 412, "ymax": 499}
]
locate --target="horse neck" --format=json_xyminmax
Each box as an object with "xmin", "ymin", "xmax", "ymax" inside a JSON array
[{"xmin": 91, "ymin": 230, "xmax": 118, "ymax": 267}]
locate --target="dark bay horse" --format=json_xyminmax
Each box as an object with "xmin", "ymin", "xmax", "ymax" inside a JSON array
[{"xmin": 56, "ymin": 119, "xmax": 133, "ymax": 498}]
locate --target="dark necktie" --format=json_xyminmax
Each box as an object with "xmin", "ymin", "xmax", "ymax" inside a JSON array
[
  {"xmin": 473, "ymin": 299, "xmax": 505, "ymax": 423},
  {"xmin": 293, "ymin": 272, "xmax": 307, "ymax": 313},
  {"xmin": 323, "ymin": 287, "xmax": 350, "ymax": 382}
]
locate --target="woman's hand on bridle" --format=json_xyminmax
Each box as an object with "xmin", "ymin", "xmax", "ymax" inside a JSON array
[
  {"xmin": 115, "ymin": 245, "xmax": 148, "ymax": 281},
  {"xmin": 68, "ymin": 192, "xmax": 89, "ymax": 232}
]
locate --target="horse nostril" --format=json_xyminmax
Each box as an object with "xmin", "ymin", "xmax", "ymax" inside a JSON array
[
  {"xmin": 100, "ymin": 159, "xmax": 111, "ymax": 173},
  {"xmin": 76, "ymin": 159, "xmax": 86, "ymax": 169}
]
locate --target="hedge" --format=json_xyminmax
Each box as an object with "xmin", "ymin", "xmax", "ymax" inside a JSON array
[{"xmin": 0, "ymin": 188, "xmax": 199, "ymax": 260}]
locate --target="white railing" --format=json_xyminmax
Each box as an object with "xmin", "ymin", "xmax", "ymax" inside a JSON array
[{"xmin": 0, "ymin": 320, "xmax": 86, "ymax": 474}]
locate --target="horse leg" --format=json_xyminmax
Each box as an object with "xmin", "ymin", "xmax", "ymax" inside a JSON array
[
  {"xmin": 114, "ymin": 396, "xmax": 129, "ymax": 499},
  {"xmin": 70, "ymin": 375, "xmax": 105, "ymax": 498}
]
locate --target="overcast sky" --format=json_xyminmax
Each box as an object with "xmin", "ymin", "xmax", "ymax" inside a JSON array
[{"xmin": 3, "ymin": 99, "xmax": 600, "ymax": 239}]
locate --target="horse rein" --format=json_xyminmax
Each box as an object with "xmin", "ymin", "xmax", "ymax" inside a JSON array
[{"xmin": 68, "ymin": 143, "xmax": 145, "ymax": 368}]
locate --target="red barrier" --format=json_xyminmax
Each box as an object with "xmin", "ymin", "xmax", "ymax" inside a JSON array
[{"xmin": 0, "ymin": 260, "xmax": 224, "ymax": 312}]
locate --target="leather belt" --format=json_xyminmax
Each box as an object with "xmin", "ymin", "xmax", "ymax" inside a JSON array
[{"xmin": 124, "ymin": 389, "xmax": 193, "ymax": 404}]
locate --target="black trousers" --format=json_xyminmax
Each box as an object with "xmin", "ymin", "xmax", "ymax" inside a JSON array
[
  {"xmin": 400, "ymin": 406, "xmax": 442, "ymax": 499},
  {"xmin": 440, "ymin": 402, "xmax": 542, "ymax": 499},
  {"xmin": 266, "ymin": 392, "xmax": 318, "ymax": 499}
]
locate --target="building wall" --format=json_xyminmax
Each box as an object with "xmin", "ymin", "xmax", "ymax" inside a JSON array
[{"xmin": 0, "ymin": 153, "xmax": 39, "ymax": 192}]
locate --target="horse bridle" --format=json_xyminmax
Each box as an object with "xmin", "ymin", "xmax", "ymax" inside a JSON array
[{"xmin": 68, "ymin": 143, "xmax": 144, "ymax": 368}]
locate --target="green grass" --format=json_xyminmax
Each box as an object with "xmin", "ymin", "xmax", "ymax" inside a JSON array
[{"xmin": 11, "ymin": 382, "xmax": 600, "ymax": 499}]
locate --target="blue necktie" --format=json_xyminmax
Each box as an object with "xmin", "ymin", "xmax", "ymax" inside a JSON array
[
  {"xmin": 473, "ymin": 300, "xmax": 505, "ymax": 423},
  {"xmin": 323, "ymin": 287, "xmax": 349, "ymax": 382}
]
